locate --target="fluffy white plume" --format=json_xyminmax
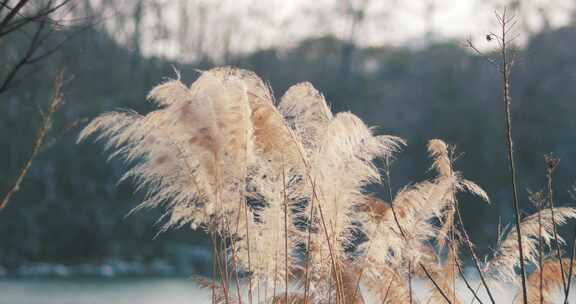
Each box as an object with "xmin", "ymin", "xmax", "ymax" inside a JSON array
[
  {"xmin": 79, "ymin": 69, "xmax": 254, "ymax": 232},
  {"xmin": 278, "ymin": 82, "xmax": 333, "ymax": 154},
  {"xmin": 485, "ymin": 207, "xmax": 576, "ymax": 285},
  {"xmin": 305, "ymin": 112, "xmax": 404, "ymax": 299}
]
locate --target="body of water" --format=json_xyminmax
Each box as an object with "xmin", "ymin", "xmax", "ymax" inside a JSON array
[
  {"xmin": 0, "ymin": 278, "xmax": 210, "ymax": 304},
  {"xmin": 0, "ymin": 277, "xmax": 538, "ymax": 303}
]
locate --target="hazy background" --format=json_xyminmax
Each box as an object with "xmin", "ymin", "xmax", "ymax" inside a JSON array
[{"xmin": 1, "ymin": 0, "xmax": 576, "ymax": 302}]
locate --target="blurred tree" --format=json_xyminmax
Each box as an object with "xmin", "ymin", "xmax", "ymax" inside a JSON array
[
  {"xmin": 0, "ymin": 0, "xmax": 77, "ymax": 95},
  {"xmin": 340, "ymin": 0, "xmax": 370, "ymax": 81},
  {"xmin": 0, "ymin": 0, "xmax": 93, "ymax": 210},
  {"xmin": 1, "ymin": 0, "xmax": 576, "ymax": 275}
]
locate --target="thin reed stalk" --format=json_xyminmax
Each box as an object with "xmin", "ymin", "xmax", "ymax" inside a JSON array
[
  {"xmin": 408, "ymin": 262, "xmax": 413, "ymax": 304},
  {"xmin": 211, "ymin": 231, "xmax": 231, "ymax": 304},
  {"xmin": 455, "ymin": 258, "xmax": 484, "ymax": 304},
  {"xmin": 273, "ymin": 247, "xmax": 278, "ymax": 301},
  {"xmin": 212, "ymin": 241, "xmax": 217, "ymax": 304},
  {"xmin": 281, "ymin": 160, "xmax": 289, "ymax": 304},
  {"xmin": 450, "ymin": 231, "xmax": 457, "ymax": 302},
  {"xmin": 316, "ymin": 202, "xmax": 344, "ymax": 303},
  {"xmin": 498, "ymin": 11, "xmax": 528, "ymax": 303},
  {"xmin": 384, "ymin": 158, "xmax": 415, "ymax": 304},
  {"xmin": 351, "ymin": 223, "xmax": 376, "ymax": 302},
  {"xmin": 382, "ymin": 279, "xmax": 393, "ymax": 303},
  {"xmin": 468, "ymin": 9, "xmax": 528, "ymax": 303},
  {"xmin": 227, "ymin": 219, "xmax": 243, "ymax": 304},
  {"xmin": 351, "ymin": 156, "xmax": 396, "ymax": 302},
  {"xmin": 220, "ymin": 224, "xmax": 232, "ymax": 304},
  {"xmin": 455, "ymin": 203, "xmax": 496, "ymax": 304},
  {"xmin": 420, "ymin": 263, "xmax": 453, "ymax": 304},
  {"xmin": 545, "ymin": 154, "xmax": 567, "ymax": 294},
  {"xmin": 383, "ymin": 155, "xmax": 415, "ymax": 302},
  {"xmin": 535, "ymin": 192, "xmax": 544, "ymax": 304},
  {"xmin": 303, "ymin": 184, "xmax": 316, "ymax": 304},
  {"xmin": 564, "ymin": 226, "xmax": 576, "ymax": 303},
  {"xmin": 467, "ymin": 8, "xmax": 528, "ymax": 304},
  {"xmin": 388, "ymin": 188, "xmax": 452, "ymax": 303},
  {"xmin": 244, "ymin": 202, "xmax": 254, "ymax": 304}
]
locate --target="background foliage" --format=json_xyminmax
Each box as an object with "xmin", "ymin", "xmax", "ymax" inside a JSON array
[{"xmin": 2, "ymin": 9, "xmax": 576, "ymax": 275}]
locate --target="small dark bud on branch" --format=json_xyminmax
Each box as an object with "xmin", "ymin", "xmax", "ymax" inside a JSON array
[{"xmin": 544, "ymin": 153, "xmax": 560, "ymax": 172}]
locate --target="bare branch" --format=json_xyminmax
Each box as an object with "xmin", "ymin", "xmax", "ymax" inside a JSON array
[
  {"xmin": 0, "ymin": 15, "xmax": 47, "ymax": 94},
  {"xmin": 0, "ymin": 0, "xmax": 91, "ymax": 95},
  {"xmin": 467, "ymin": 9, "xmax": 528, "ymax": 304},
  {"xmin": 0, "ymin": 0, "xmax": 30, "ymax": 30},
  {"xmin": 465, "ymin": 37, "xmax": 500, "ymax": 70},
  {"xmin": 0, "ymin": 70, "xmax": 65, "ymax": 210}
]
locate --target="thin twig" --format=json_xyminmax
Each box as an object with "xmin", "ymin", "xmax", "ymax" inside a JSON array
[
  {"xmin": 0, "ymin": 70, "xmax": 64, "ymax": 210},
  {"xmin": 0, "ymin": 14, "xmax": 47, "ymax": 95}
]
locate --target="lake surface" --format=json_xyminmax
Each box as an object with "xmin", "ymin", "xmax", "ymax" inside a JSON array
[
  {"xmin": 0, "ymin": 278, "xmax": 211, "ymax": 304},
  {"xmin": 0, "ymin": 277, "xmax": 532, "ymax": 303}
]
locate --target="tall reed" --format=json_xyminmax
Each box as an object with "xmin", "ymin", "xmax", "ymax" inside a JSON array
[{"xmin": 79, "ymin": 66, "xmax": 576, "ymax": 304}]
